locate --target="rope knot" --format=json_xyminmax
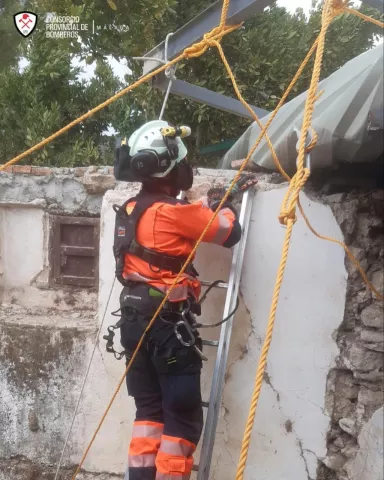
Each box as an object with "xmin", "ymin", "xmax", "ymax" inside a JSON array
[
  {"xmin": 278, "ymin": 210, "xmax": 297, "ymax": 226},
  {"xmin": 183, "ymin": 23, "xmax": 243, "ymax": 59},
  {"xmin": 183, "ymin": 26, "xmax": 222, "ymax": 59},
  {"xmin": 203, "ymin": 30, "xmax": 219, "ymax": 48},
  {"xmin": 331, "ymin": 0, "xmax": 348, "ymax": 16}
]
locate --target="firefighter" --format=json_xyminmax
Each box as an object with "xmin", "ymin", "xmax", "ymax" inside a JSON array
[{"xmin": 111, "ymin": 120, "xmax": 257, "ymax": 480}]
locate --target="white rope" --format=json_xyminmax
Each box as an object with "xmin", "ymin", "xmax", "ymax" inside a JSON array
[
  {"xmin": 159, "ymin": 32, "xmax": 175, "ymax": 120},
  {"xmin": 132, "ymin": 56, "xmax": 166, "ymax": 64},
  {"xmin": 132, "ymin": 33, "xmax": 176, "ymax": 120},
  {"xmin": 54, "ymin": 278, "xmax": 117, "ymax": 480},
  {"xmin": 135, "ymin": 35, "xmax": 184, "ymax": 198}
]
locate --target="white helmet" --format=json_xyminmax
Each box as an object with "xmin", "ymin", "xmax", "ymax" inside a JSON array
[{"xmin": 128, "ymin": 120, "xmax": 188, "ymax": 178}]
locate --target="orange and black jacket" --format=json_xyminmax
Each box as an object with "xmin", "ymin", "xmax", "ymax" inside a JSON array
[{"xmin": 122, "ymin": 195, "xmax": 241, "ymax": 302}]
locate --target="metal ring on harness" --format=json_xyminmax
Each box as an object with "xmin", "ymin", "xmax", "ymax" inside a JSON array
[
  {"xmin": 174, "ymin": 307, "xmax": 196, "ymax": 347},
  {"xmin": 103, "ymin": 325, "xmax": 127, "ymax": 361}
]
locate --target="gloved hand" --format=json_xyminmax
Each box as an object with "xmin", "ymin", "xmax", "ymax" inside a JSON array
[
  {"xmin": 207, "ymin": 175, "xmax": 257, "ymax": 212},
  {"xmin": 207, "ymin": 186, "xmax": 227, "ymax": 211},
  {"xmin": 228, "ymin": 174, "xmax": 258, "ymax": 197}
]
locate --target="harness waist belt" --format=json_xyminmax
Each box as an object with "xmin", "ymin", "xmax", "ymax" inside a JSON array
[{"xmin": 128, "ymin": 239, "xmax": 192, "ymax": 274}]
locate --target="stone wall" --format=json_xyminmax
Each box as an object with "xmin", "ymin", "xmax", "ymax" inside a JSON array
[
  {"xmin": 0, "ymin": 165, "xmax": 116, "ymax": 215},
  {"xmin": 316, "ymin": 189, "xmax": 384, "ymax": 480}
]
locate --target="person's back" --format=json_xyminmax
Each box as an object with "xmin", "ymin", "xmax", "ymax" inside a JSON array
[
  {"xmin": 123, "ymin": 192, "xmax": 241, "ymax": 301},
  {"xmin": 109, "ymin": 120, "xmax": 256, "ymax": 480}
]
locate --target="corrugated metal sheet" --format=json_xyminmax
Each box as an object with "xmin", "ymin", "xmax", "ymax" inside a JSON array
[{"xmin": 221, "ymin": 46, "xmax": 384, "ymax": 173}]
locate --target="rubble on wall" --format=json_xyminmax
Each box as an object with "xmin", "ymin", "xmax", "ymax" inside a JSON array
[
  {"xmin": 0, "ymin": 165, "xmax": 116, "ymax": 215},
  {"xmin": 315, "ymin": 189, "xmax": 384, "ymax": 480},
  {"xmin": 0, "ymin": 456, "xmax": 123, "ymax": 480}
]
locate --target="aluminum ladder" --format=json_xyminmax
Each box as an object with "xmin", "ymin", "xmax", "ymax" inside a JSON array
[{"xmin": 193, "ymin": 189, "xmax": 254, "ymax": 479}]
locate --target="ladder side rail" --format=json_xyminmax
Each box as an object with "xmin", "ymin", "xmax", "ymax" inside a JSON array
[{"xmin": 197, "ymin": 189, "xmax": 254, "ymax": 479}]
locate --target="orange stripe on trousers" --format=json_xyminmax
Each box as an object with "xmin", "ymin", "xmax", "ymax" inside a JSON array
[{"xmin": 155, "ymin": 435, "xmax": 196, "ymax": 478}]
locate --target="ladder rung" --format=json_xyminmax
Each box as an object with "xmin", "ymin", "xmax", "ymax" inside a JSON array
[
  {"xmin": 202, "ymin": 400, "xmax": 210, "ymax": 408},
  {"xmin": 202, "ymin": 339, "xmax": 219, "ymax": 347},
  {"xmin": 200, "ymin": 280, "xmax": 228, "ymax": 289},
  {"xmin": 192, "ymin": 465, "xmax": 199, "ymax": 471}
]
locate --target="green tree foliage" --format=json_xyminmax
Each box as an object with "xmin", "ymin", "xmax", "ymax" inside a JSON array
[
  {"xmin": 0, "ymin": 0, "xmax": 25, "ymax": 70},
  {"xmin": 135, "ymin": 2, "xmax": 383, "ymax": 163},
  {"xmin": 0, "ymin": 0, "xmax": 382, "ymax": 166},
  {"xmin": 0, "ymin": 23, "xmax": 123, "ymax": 165}
]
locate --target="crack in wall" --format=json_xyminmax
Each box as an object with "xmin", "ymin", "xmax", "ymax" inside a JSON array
[
  {"xmin": 264, "ymin": 370, "xmax": 320, "ymax": 480},
  {"xmin": 263, "ymin": 371, "xmax": 281, "ymax": 404},
  {"xmin": 96, "ymin": 342, "xmax": 111, "ymax": 376},
  {"xmin": 298, "ymin": 439, "xmax": 315, "ymax": 480}
]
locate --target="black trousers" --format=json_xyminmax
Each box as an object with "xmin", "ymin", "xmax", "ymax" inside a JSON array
[{"xmin": 121, "ymin": 308, "xmax": 204, "ymax": 480}]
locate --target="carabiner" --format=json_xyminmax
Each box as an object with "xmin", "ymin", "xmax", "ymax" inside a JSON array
[
  {"xmin": 103, "ymin": 325, "xmax": 127, "ymax": 360},
  {"xmin": 181, "ymin": 303, "xmax": 195, "ymax": 324},
  {"xmin": 174, "ymin": 320, "xmax": 196, "ymax": 347}
]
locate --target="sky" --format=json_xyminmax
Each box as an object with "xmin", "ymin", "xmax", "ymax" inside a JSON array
[
  {"xmin": 278, "ymin": 0, "xmax": 361, "ymax": 12},
  {"xmin": 278, "ymin": 0, "xmax": 313, "ymax": 12}
]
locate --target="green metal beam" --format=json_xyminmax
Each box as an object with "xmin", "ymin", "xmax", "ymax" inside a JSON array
[{"xmin": 199, "ymin": 139, "xmax": 238, "ymax": 156}]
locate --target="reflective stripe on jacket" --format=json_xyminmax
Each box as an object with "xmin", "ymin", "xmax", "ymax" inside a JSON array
[{"xmin": 123, "ymin": 197, "xmax": 240, "ymax": 301}]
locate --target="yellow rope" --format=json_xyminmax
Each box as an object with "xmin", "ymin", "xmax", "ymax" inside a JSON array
[
  {"xmin": 0, "ymin": 0, "xmax": 381, "ymax": 476},
  {"xmin": 215, "ymin": 27, "xmax": 383, "ymax": 301},
  {"xmin": 220, "ymin": 0, "xmax": 231, "ymax": 27},
  {"xmin": 234, "ymin": 1, "xmax": 355, "ymax": 477},
  {"xmin": 0, "ymin": 25, "xmax": 240, "ymax": 172},
  {"xmin": 345, "ymin": 5, "xmax": 384, "ymax": 28}
]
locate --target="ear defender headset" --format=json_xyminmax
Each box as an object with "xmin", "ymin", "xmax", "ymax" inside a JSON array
[
  {"xmin": 129, "ymin": 144, "xmax": 179, "ymax": 178},
  {"xmin": 114, "ymin": 124, "xmax": 191, "ymax": 183}
]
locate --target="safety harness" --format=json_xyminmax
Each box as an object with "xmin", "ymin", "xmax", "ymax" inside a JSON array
[
  {"xmin": 104, "ymin": 193, "xmax": 240, "ymax": 365},
  {"xmin": 113, "ymin": 192, "xmax": 197, "ymax": 286}
]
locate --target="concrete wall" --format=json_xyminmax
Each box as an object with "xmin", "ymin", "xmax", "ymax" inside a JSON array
[
  {"xmin": 210, "ymin": 187, "xmax": 347, "ymax": 480},
  {"xmin": 0, "ymin": 167, "xmax": 383, "ymax": 480},
  {"xmin": 70, "ymin": 172, "xmax": 348, "ymax": 479},
  {"xmin": 0, "ymin": 167, "xmax": 111, "ymax": 479},
  {"xmin": 0, "ymin": 165, "xmax": 115, "ymax": 309}
]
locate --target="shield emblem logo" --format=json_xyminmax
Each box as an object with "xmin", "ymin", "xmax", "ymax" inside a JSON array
[{"xmin": 14, "ymin": 12, "xmax": 38, "ymax": 37}]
